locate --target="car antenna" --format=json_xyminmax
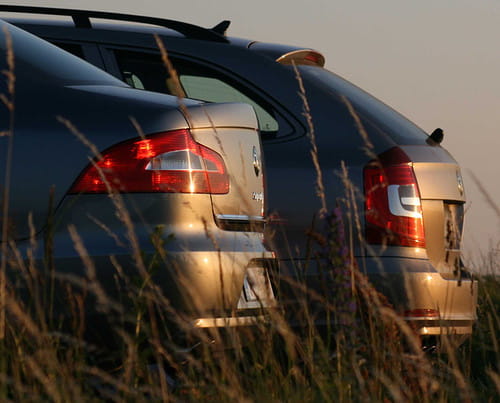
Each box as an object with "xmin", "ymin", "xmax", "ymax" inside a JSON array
[
  {"xmin": 212, "ymin": 20, "xmax": 231, "ymax": 35},
  {"xmin": 427, "ymin": 127, "xmax": 444, "ymax": 145}
]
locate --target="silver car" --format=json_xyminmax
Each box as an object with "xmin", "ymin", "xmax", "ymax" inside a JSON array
[{"xmin": 0, "ymin": 20, "xmax": 276, "ymax": 345}]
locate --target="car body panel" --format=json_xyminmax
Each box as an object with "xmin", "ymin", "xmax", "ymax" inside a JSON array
[
  {"xmin": 364, "ymin": 256, "xmax": 477, "ymax": 335},
  {"xmin": 402, "ymin": 145, "xmax": 466, "ymax": 202},
  {"xmin": 47, "ymin": 192, "xmax": 272, "ymax": 316},
  {"xmin": 400, "ymin": 145, "xmax": 466, "ymax": 277},
  {"xmin": 180, "ymin": 103, "xmax": 265, "ymax": 223}
]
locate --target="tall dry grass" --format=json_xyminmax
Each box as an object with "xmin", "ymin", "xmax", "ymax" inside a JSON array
[{"xmin": 1, "ymin": 195, "xmax": 497, "ymax": 401}]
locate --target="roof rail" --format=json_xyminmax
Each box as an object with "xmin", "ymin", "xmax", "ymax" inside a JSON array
[{"xmin": 0, "ymin": 5, "xmax": 229, "ymax": 43}]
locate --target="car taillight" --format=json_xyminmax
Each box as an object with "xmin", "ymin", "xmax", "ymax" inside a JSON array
[
  {"xmin": 363, "ymin": 147, "xmax": 425, "ymax": 248},
  {"xmin": 69, "ymin": 129, "xmax": 229, "ymax": 194},
  {"xmin": 404, "ymin": 309, "xmax": 440, "ymax": 318}
]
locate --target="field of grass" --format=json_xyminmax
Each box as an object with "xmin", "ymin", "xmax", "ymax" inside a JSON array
[{"xmin": 0, "ymin": 219, "xmax": 497, "ymax": 402}]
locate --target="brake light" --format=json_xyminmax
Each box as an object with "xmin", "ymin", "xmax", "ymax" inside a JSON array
[
  {"xmin": 364, "ymin": 147, "xmax": 425, "ymax": 248},
  {"xmin": 404, "ymin": 309, "xmax": 440, "ymax": 318},
  {"xmin": 276, "ymin": 50, "xmax": 326, "ymax": 67},
  {"xmin": 304, "ymin": 52, "xmax": 325, "ymax": 66},
  {"xmin": 69, "ymin": 129, "xmax": 229, "ymax": 194}
]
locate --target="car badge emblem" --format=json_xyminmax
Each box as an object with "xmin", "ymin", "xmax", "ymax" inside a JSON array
[
  {"xmin": 252, "ymin": 146, "xmax": 260, "ymax": 177},
  {"xmin": 456, "ymin": 170, "xmax": 464, "ymax": 196}
]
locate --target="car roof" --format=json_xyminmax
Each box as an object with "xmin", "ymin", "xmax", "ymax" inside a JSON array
[
  {"xmin": 0, "ymin": 6, "xmax": 231, "ymax": 43},
  {"xmin": 0, "ymin": 5, "xmax": 325, "ymax": 66}
]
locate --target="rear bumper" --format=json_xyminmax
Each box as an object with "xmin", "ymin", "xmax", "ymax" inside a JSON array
[
  {"xmin": 13, "ymin": 223, "xmax": 277, "ymax": 332},
  {"xmin": 361, "ymin": 256, "xmax": 478, "ymax": 336},
  {"xmin": 274, "ymin": 255, "xmax": 477, "ymax": 340}
]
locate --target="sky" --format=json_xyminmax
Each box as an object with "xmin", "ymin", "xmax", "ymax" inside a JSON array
[{"xmin": 3, "ymin": 0, "xmax": 500, "ymax": 270}]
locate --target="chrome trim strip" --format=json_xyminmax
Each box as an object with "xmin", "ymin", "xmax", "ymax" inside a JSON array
[
  {"xmin": 193, "ymin": 315, "xmax": 269, "ymax": 328},
  {"xmin": 215, "ymin": 214, "xmax": 265, "ymax": 222}
]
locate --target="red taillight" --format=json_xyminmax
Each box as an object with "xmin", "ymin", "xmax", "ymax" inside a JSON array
[
  {"xmin": 364, "ymin": 147, "xmax": 425, "ymax": 248},
  {"xmin": 69, "ymin": 129, "xmax": 229, "ymax": 194},
  {"xmin": 304, "ymin": 52, "xmax": 325, "ymax": 66},
  {"xmin": 404, "ymin": 309, "xmax": 439, "ymax": 318}
]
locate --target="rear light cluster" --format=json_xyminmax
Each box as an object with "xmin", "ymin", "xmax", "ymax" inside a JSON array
[
  {"xmin": 364, "ymin": 147, "xmax": 425, "ymax": 248},
  {"xmin": 69, "ymin": 129, "xmax": 229, "ymax": 194},
  {"xmin": 404, "ymin": 309, "xmax": 439, "ymax": 319}
]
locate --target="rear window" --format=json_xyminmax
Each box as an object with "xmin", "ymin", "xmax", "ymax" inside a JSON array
[
  {"xmin": 298, "ymin": 65, "xmax": 429, "ymax": 145},
  {"xmin": 114, "ymin": 49, "xmax": 279, "ymax": 134}
]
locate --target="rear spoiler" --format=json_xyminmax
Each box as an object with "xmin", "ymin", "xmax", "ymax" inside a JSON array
[
  {"xmin": 276, "ymin": 50, "xmax": 325, "ymax": 67},
  {"xmin": 248, "ymin": 42, "xmax": 325, "ymax": 67}
]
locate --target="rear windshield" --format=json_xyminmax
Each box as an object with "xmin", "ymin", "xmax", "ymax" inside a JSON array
[
  {"xmin": 298, "ymin": 65, "xmax": 429, "ymax": 145},
  {"xmin": 0, "ymin": 20, "xmax": 125, "ymax": 87}
]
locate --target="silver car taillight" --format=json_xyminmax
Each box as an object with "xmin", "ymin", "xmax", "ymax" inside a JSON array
[{"xmin": 69, "ymin": 129, "xmax": 229, "ymax": 194}]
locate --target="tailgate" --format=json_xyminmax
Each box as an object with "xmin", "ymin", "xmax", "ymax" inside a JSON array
[
  {"xmin": 184, "ymin": 103, "xmax": 265, "ymax": 230},
  {"xmin": 401, "ymin": 145, "xmax": 466, "ymax": 275}
]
